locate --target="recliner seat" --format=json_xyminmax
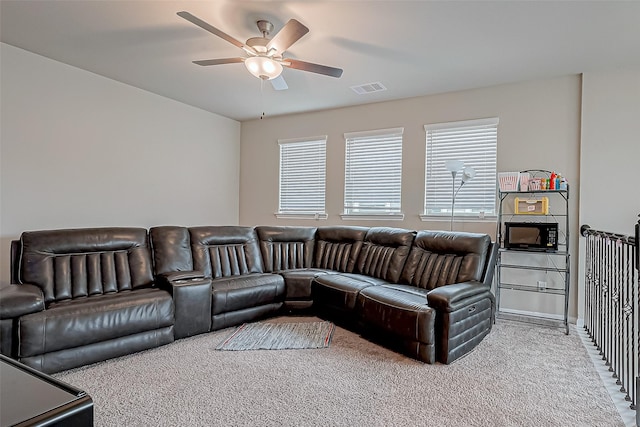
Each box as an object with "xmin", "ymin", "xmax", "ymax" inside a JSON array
[
  {"xmin": 256, "ymin": 226, "xmax": 321, "ymax": 310},
  {"xmin": 357, "ymin": 230, "xmax": 495, "ymax": 363},
  {"xmin": 312, "ymin": 227, "xmax": 415, "ymax": 322},
  {"xmin": 189, "ymin": 226, "xmax": 285, "ymax": 330},
  {"xmin": 4, "ymin": 228, "xmax": 174, "ymax": 373}
]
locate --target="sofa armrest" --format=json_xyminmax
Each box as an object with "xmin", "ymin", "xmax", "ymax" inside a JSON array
[
  {"xmin": 0, "ymin": 283, "xmax": 45, "ymax": 320},
  {"xmin": 481, "ymin": 242, "xmax": 499, "ymax": 287},
  {"xmin": 427, "ymin": 281, "xmax": 495, "ymax": 364},
  {"xmin": 427, "ymin": 281, "xmax": 493, "ymax": 313},
  {"xmin": 156, "ymin": 271, "xmax": 212, "ymax": 339},
  {"xmin": 156, "ymin": 271, "xmax": 206, "ymax": 286}
]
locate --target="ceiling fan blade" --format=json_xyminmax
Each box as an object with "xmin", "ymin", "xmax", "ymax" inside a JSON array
[
  {"xmin": 270, "ymin": 75, "xmax": 288, "ymax": 91},
  {"xmin": 266, "ymin": 19, "xmax": 309, "ymax": 54},
  {"xmin": 193, "ymin": 58, "xmax": 245, "ymax": 66},
  {"xmin": 177, "ymin": 11, "xmax": 255, "ymax": 54},
  {"xmin": 284, "ymin": 59, "xmax": 343, "ymax": 78}
]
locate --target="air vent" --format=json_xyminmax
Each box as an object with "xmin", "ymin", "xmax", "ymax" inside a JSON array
[{"xmin": 350, "ymin": 82, "xmax": 387, "ymax": 95}]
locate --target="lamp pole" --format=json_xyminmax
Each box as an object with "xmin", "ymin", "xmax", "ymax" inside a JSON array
[
  {"xmin": 450, "ymin": 170, "xmax": 457, "ymax": 231},
  {"xmin": 445, "ymin": 161, "xmax": 476, "ymax": 232},
  {"xmin": 445, "ymin": 160, "xmax": 464, "ymax": 232}
]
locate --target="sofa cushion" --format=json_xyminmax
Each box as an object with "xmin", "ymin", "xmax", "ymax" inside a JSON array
[
  {"xmin": 21, "ymin": 328, "xmax": 174, "ymax": 374},
  {"xmin": 313, "ymin": 226, "xmax": 368, "ymax": 273},
  {"xmin": 379, "ymin": 284, "xmax": 429, "ymax": 299},
  {"xmin": 356, "ymin": 285, "xmax": 435, "ymax": 363},
  {"xmin": 312, "ymin": 273, "xmax": 388, "ymax": 311},
  {"xmin": 400, "ymin": 230, "xmax": 491, "ymax": 290},
  {"xmin": 279, "ymin": 269, "xmax": 330, "ymax": 301},
  {"xmin": 355, "ymin": 227, "xmax": 415, "ymax": 282},
  {"xmin": 150, "ymin": 226, "xmax": 194, "ymax": 275},
  {"xmin": 211, "ymin": 273, "xmax": 285, "ymax": 315},
  {"xmin": 190, "ymin": 226, "xmax": 265, "ymax": 278},
  {"xmin": 211, "ymin": 304, "xmax": 283, "ymax": 331},
  {"xmin": 19, "ymin": 288, "xmax": 174, "ymax": 357},
  {"xmin": 20, "ymin": 227, "xmax": 154, "ymax": 304},
  {"xmin": 256, "ymin": 226, "xmax": 317, "ymax": 272}
]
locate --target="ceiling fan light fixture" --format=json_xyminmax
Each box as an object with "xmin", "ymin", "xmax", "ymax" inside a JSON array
[{"xmin": 244, "ymin": 56, "xmax": 282, "ymax": 80}]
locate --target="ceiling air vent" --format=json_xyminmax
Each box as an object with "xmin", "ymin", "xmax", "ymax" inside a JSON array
[{"xmin": 350, "ymin": 82, "xmax": 387, "ymax": 95}]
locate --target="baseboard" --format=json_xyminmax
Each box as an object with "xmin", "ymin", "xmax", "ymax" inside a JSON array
[
  {"xmin": 498, "ymin": 308, "xmax": 578, "ymax": 325},
  {"xmin": 498, "ymin": 307, "xmax": 563, "ymax": 320},
  {"xmin": 497, "ymin": 309, "xmax": 572, "ymax": 332}
]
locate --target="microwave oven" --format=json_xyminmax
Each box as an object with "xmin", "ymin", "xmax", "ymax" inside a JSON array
[{"xmin": 504, "ymin": 222, "xmax": 558, "ymax": 252}]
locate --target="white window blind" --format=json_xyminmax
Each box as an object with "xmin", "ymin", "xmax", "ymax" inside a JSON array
[
  {"xmin": 424, "ymin": 118, "xmax": 498, "ymax": 217},
  {"xmin": 343, "ymin": 127, "xmax": 403, "ymax": 216},
  {"xmin": 278, "ymin": 136, "xmax": 327, "ymax": 217}
]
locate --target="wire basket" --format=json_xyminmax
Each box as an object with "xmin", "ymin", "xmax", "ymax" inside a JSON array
[{"xmin": 498, "ymin": 172, "xmax": 520, "ymax": 191}]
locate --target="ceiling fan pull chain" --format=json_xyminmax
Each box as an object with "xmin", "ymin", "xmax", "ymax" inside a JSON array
[{"xmin": 260, "ymin": 78, "xmax": 266, "ymax": 120}]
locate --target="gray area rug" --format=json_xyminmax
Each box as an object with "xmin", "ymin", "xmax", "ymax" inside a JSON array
[
  {"xmin": 55, "ymin": 317, "xmax": 625, "ymax": 427},
  {"xmin": 216, "ymin": 321, "xmax": 335, "ymax": 351}
]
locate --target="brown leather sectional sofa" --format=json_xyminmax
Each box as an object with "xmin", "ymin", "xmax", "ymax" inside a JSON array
[{"xmin": 0, "ymin": 225, "xmax": 497, "ymax": 373}]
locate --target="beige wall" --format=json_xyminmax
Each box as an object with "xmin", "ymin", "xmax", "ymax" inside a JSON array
[
  {"xmin": 0, "ymin": 43, "xmax": 241, "ymax": 282},
  {"xmin": 577, "ymin": 68, "xmax": 640, "ymax": 322},
  {"xmin": 240, "ymin": 75, "xmax": 582, "ymax": 319},
  {"xmin": 580, "ymin": 69, "xmax": 640, "ymax": 234}
]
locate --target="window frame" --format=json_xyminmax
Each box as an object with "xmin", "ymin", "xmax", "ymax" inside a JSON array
[
  {"xmin": 421, "ymin": 117, "xmax": 499, "ymax": 221},
  {"xmin": 276, "ymin": 135, "xmax": 328, "ymax": 220},
  {"xmin": 341, "ymin": 127, "xmax": 404, "ymax": 221}
]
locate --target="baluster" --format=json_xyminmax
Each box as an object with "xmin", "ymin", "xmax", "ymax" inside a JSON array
[
  {"xmin": 585, "ymin": 233, "xmax": 593, "ymax": 338},
  {"xmin": 614, "ymin": 239, "xmax": 622, "ymax": 379},
  {"xmin": 597, "ymin": 235, "xmax": 604, "ymax": 353},
  {"xmin": 621, "ymin": 241, "xmax": 630, "ymax": 398},
  {"xmin": 614, "ymin": 237, "xmax": 619, "ymax": 372},
  {"xmin": 629, "ymin": 226, "xmax": 640, "ymax": 412},
  {"xmin": 623, "ymin": 241, "xmax": 632, "ymax": 404},
  {"xmin": 604, "ymin": 236, "xmax": 609, "ymax": 356}
]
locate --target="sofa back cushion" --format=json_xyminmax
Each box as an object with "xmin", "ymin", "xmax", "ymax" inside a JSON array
[
  {"xmin": 314, "ymin": 226, "xmax": 368, "ymax": 273},
  {"xmin": 149, "ymin": 226, "xmax": 193, "ymax": 275},
  {"xmin": 255, "ymin": 226, "xmax": 317, "ymax": 272},
  {"xmin": 19, "ymin": 228, "xmax": 154, "ymax": 304},
  {"xmin": 356, "ymin": 227, "xmax": 415, "ymax": 283},
  {"xmin": 189, "ymin": 226, "xmax": 264, "ymax": 279},
  {"xmin": 400, "ymin": 230, "xmax": 491, "ymax": 290}
]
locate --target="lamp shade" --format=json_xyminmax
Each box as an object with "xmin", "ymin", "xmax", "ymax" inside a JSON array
[
  {"xmin": 461, "ymin": 166, "xmax": 476, "ymax": 183},
  {"xmin": 445, "ymin": 159, "xmax": 464, "ymax": 172},
  {"xmin": 244, "ymin": 56, "xmax": 283, "ymax": 80}
]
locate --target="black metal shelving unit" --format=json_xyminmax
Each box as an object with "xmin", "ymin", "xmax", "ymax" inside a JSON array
[{"xmin": 495, "ymin": 169, "xmax": 570, "ymax": 334}]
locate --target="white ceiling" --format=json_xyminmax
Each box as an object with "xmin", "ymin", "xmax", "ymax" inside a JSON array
[{"xmin": 2, "ymin": 1, "xmax": 640, "ymax": 122}]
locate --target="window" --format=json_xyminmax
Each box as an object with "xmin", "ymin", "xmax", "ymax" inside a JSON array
[
  {"xmin": 342, "ymin": 127, "xmax": 404, "ymax": 219},
  {"xmin": 277, "ymin": 136, "xmax": 327, "ymax": 219},
  {"xmin": 423, "ymin": 118, "xmax": 498, "ymax": 219}
]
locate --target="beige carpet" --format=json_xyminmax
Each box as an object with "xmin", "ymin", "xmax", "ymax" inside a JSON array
[{"xmin": 55, "ymin": 317, "xmax": 625, "ymax": 427}]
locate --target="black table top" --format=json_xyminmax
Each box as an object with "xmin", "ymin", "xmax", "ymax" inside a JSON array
[{"xmin": 0, "ymin": 356, "xmax": 88, "ymax": 427}]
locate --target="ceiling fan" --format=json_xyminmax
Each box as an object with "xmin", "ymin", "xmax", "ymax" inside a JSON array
[{"xmin": 178, "ymin": 11, "xmax": 343, "ymax": 91}]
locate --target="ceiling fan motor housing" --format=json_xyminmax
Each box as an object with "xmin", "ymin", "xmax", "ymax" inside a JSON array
[{"xmin": 256, "ymin": 20, "xmax": 274, "ymax": 37}]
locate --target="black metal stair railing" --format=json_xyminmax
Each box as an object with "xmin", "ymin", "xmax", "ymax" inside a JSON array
[{"xmin": 581, "ymin": 217, "xmax": 639, "ymax": 424}]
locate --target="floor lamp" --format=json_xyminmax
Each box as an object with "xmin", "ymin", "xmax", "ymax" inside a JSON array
[{"xmin": 445, "ymin": 160, "xmax": 476, "ymax": 231}]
